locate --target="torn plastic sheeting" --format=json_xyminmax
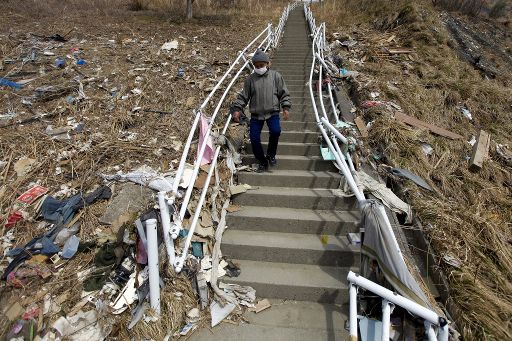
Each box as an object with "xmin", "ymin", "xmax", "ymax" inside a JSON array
[
  {"xmin": 210, "ymin": 300, "xmax": 236, "ymax": 327},
  {"xmin": 219, "ymin": 282, "xmax": 256, "ymax": 308},
  {"xmin": 100, "ymin": 165, "xmax": 174, "ymax": 192},
  {"xmin": 360, "ymin": 200, "xmax": 432, "ymax": 308},
  {"xmin": 110, "ymin": 272, "xmax": 137, "ymax": 314},
  {"xmin": 388, "ymin": 167, "xmax": 433, "ymax": 191},
  {"xmin": 198, "ymin": 114, "xmax": 215, "ymax": 166},
  {"xmin": 52, "ymin": 310, "xmax": 110, "ymax": 341},
  {"xmin": 357, "ymin": 170, "xmax": 412, "ymax": 223}
]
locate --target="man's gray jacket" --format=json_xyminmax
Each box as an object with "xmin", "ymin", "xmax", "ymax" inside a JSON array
[{"xmin": 231, "ymin": 69, "xmax": 291, "ymax": 120}]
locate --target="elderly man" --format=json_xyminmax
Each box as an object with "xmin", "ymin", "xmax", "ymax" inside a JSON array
[{"xmin": 231, "ymin": 49, "xmax": 291, "ymax": 173}]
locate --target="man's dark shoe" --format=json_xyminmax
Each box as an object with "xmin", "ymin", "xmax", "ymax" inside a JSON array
[
  {"xmin": 266, "ymin": 155, "xmax": 277, "ymax": 167},
  {"xmin": 256, "ymin": 163, "xmax": 268, "ymax": 173}
]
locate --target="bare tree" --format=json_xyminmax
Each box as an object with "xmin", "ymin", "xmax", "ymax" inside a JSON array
[{"xmin": 186, "ymin": 0, "xmax": 195, "ymax": 19}]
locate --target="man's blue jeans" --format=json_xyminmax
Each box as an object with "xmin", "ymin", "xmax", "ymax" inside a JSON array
[{"xmin": 249, "ymin": 115, "xmax": 281, "ymax": 165}]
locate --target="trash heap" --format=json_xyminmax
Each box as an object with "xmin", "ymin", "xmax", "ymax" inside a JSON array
[
  {"xmin": 0, "ymin": 8, "xmax": 273, "ymax": 339},
  {"xmin": 314, "ymin": 2, "xmax": 512, "ymax": 339}
]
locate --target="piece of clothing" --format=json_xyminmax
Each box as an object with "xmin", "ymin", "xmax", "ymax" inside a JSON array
[
  {"xmin": 250, "ymin": 115, "xmax": 281, "ymax": 164},
  {"xmin": 231, "ymin": 69, "xmax": 291, "ymax": 120},
  {"xmin": 198, "ymin": 113, "xmax": 215, "ymax": 165},
  {"xmin": 41, "ymin": 186, "xmax": 112, "ymax": 225},
  {"xmin": 252, "ymin": 49, "xmax": 270, "ymax": 63}
]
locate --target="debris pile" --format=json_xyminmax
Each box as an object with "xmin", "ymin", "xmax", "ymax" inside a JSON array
[
  {"xmin": 315, "ymin": 0, "xmax": 512, "ymax": 339},
  {"xmin": 0, "ymin": 1, "xmax": 280, "ymax": 339}
]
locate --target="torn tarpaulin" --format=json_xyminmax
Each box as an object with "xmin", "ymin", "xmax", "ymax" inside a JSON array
[
  {"xmin": 100, "ymin": 165, "xmax": 174, "ymax": 192},
  {"xmin": 357, "ymin": 170, "xmax": 412, "ymax": 223},
  {"xmin": 40, "ymin": 186, "xmax": 111, "ymax": 224},
  {"xmin": 198, "ymin": 114, "xmax": 214, "ymax": 166}
]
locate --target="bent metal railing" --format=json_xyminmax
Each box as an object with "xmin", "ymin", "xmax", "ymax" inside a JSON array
[
  {"xmin": 304, "ymin": 4, "xmax": 449, "ymax": 341},
  {"xmin": 146, "ymin": 2, "xmax": 300, "ymax": 313}
]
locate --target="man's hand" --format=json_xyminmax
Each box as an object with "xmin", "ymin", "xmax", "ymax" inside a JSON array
[
  {"xmin": 232, "ymin": 111, "xmax": 241, "ymax": 123},
  {"xmin": 283, "ymin": 109, "xmax": 290, "ymax": 121}
]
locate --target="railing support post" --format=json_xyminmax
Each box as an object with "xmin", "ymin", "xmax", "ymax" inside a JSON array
[{"xmin": 349, "ymin": 283, "xmax": 358, "ymax": 341}]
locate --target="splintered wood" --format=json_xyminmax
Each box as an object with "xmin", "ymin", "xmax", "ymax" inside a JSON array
[{"xmin": 469, "ymin": 130, "xmax": 490, "ymax": 172}]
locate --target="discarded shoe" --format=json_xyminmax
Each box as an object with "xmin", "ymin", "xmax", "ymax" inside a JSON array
[
  {"xmin": 266, "ymin": 155, "xmax": 277, "ymax": 167},
  {"xmin": 256, "ymin": 163, "xmax": 268, "ymax": 173}
]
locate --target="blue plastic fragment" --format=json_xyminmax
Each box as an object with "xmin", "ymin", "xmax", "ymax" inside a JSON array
[{"xmin": 0, "ymin": 78, "xmax": 22, "ymax": 90}]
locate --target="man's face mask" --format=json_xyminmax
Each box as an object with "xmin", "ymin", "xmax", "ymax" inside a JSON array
[{"xmin": 254, "ymin": 66, "xmax": 267, "ymax": 75}]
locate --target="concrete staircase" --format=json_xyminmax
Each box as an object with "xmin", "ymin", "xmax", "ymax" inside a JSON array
[{"xmin": 191, "ymin": 8, "xmax": 360, "ymax": 341}]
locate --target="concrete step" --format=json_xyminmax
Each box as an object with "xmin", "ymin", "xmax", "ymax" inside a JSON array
[
  {"xmin": 238, "ymin": 169, "xmax": 340, "ymax": 189},
  {"xmin": 222, "ymin": 230, "xmax": 359, "ymax": 266},
  {"xmin": 246, "ymin": 141, "xmax": 320, "ymax": 156},
  {"xmin": 281, "ymin": 120, "xmax": 317, "ymax": 130},
  {"xmin": 242, "ymin": 154, "xmax": 336, "ymax": 171},
  {"xmin": 189, "ymin": 300, "xmax": 349, "ymax": 341},
  {"xmin": 259, "ymin": 130, "xmax": 319, "ymax": 143},
  {"xmin": 226, "ymin": 205, "xmax": 359, "ymax": 235},
  {"xmin": 222, "ymin": 259, "xmax": 351, "ymax": 304},
  {"xmin": 231, "ymin": 186, "xmax": 357, "ymax": 210}
]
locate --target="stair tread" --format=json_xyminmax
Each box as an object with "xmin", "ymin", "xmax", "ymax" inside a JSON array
[
  {"xmin": 235, "ymin": 185, "xmax": 340, "ymax": 198},
  {"xmin": 225, "ymin": 259, "xmax": 349, "ymax": 289},
  {"xmin": 241, "ymin": 169, "xmax": 338, "ymax": 178},
  {"xmin": 223, "ymin": 230, "xmax": 358, "ymax": 253},
  {"xmin": 228, "ymin": 205, "xmax": 360, "ymax": 223}
]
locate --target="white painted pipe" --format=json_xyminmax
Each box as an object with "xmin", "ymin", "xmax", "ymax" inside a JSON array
[
  {"xmin": 437, "ymin": 321, "xmax": 449, "ymax": 341},
  {"xmin": 158, "ymin": 191, "xmax": 175, "ymax": 265},
  {"xmin": 349, "ymin": 283, "xmax": 358, "ymax": 341},
  {"xmin": 320, "ymin": 117, "xmax": 348, "ymax": 144},
  {"xmin": 425, "ymin": 321, "xmax": 437, "ymax": 341},
  {"xmin": 315, "ymin": 52, "xmax": 333, "ymax": 74},
  {"xmin": 145, "ymin": 218, "xmax": 160, "ymax": 314},
  {"xmin": 330, "ymin": 136, "xmax": 365, "ymax": 203},
  {"xmin": 317, "ymin": 66, "xmax": 330, "ymax": 121},
  {"xmin": 327, "ymin": 82, "xmax": 340, "ymax": 124},
  {"xmin": 377, "ymin": 204, "xmax": 404, "ymax": 262},
  {"xmin": 381, "ymin": 300, "xmax": 393, "ymax": 341},
  {"xmin": 347, "ymin": 271, "xmax": 440, "ymax": 325},
  {"xmin": 175, "ymin": 146, "xmax": 221, "ymax": 273}
]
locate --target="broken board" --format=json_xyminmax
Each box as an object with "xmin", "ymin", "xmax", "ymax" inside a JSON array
[
  {"xmin": 354, "ymin": 117, "xmax": 369, "ymax": 138},
  {"xmin": 469, "ymin": 130, "xmax": 490, "ymax": 172},
  {"xmin": 394, "ymin": 112, "xmax": 463, "ymax": 140}
]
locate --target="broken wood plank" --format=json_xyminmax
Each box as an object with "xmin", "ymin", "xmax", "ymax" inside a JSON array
[
  {"xmin": 354, "ymin": 117, "xmax": 369, "ymax": 138},
  {"xmin": 386, "ymin": 47, "xmax": 414, "ymax": 54},
  {"xmin": 394, "ymin": 112, "xmax": 463, "ymax": 140},
  {"xmin": 469, "ymin": 130, "xmax": 490, "ymax": 172}
]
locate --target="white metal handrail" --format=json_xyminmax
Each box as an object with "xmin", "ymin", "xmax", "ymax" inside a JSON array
[{"xmin": 303, "ymin": 4, "xmax": 448, "ymax": 341}]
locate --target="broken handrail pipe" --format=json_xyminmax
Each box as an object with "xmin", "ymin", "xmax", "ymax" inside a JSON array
[
  {"xmin": 175, "ymin": 112, "xmax": 233, "ymax": 273},
  {"xmin": 158, "ymin": 191, "xmax": 176, "ymax": 265},
  {"xmin": 176, "ymin": 39, "xmax": 272, "ymax": 235},
  {"xmin": 145, "ymin": 218, "xmax": 161, "ymax": 315},
  {"xmin": 347, "ymin": 271, "xmax": 449, "ymax": 341},
  {"xmin": 320, "ymin": 117, "xmax": 349, "ymax": 145},
  {"xmin": 168, "ymin": 24, "xmax": 273, "ymax": 212},
  {"xmin": 134, "ymin": 218, "xmax": 147, "ymax": 251},
  {"xmin": 317, "ymin": 66, "xmax": 330, "ymax": 122},
  {"xmin": 381, "ymin": 300, "xmax": 394, "ymax": 341},
  {"xmin": 315, "ymin": 52, "xmax": 337, "ymax": 75},
  {"xmin": 377, "ymin": 204, "xmax": 404, "ymax": 262},
  {"xmin": 308, "ymin": 12, "xmax": 364, "ymax": 204}
]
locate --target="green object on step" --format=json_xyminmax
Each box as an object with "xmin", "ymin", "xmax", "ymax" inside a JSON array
[
  {"xmin": 320, "ymin": 147, "xmax": 335, "ymax": 161},
  {"xmin": 192, "ymin": 242, "xmax": 203, "ymax": 258}
]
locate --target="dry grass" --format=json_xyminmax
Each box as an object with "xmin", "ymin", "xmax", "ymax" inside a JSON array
[{"xmin": 316, "ymin": 0, "xmax": 512, "ymax": 339}]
